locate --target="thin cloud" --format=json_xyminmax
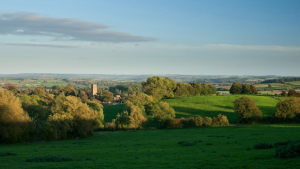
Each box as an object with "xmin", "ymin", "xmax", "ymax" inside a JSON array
[
  {"xmin": 79, "ymin": 57, "xmax": 89, "ymax": 60},
  {"xmin": 0, "ymin": 12, "xmax": 158, "ymax": 42},
  {"xmin": 202, "ymin": 44, "xmax": 300, "ymax": 51},
  {"xmin": 5, "ymin": 43, "xmax": 78, "ymax": 48},
  {"xmin": 156, "ymin": 44, "xmax": 300, "ymax": 52}
]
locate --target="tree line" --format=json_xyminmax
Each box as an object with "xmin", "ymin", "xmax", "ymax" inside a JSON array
[
  {"xmin": 0, "ymin": 76, "xmax": 221, "ymax": 143},
  {"xmin": 262, "ymin": 77, "xmax": 300, "ymax": 84},
  {"xmin": 229, "ymin": 82, "xmax": 258, "ymax": 94}
]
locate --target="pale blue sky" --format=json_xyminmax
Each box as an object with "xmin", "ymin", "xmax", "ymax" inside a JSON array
[{"xmin": 1, "ymin": 0, "xmax": 300, "ymax": 75}]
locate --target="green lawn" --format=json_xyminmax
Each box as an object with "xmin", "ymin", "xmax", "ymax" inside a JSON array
[
  {"xmin": 164, "ymin": 95, "xmax": 281, "ymax": 124},
  {"xmin": 1, "ymin": 125, "xmax": 300, "ymax": 169},
  {"xmin": 103, "ymin": 104, "xmax": 125, "ymax": 122}
]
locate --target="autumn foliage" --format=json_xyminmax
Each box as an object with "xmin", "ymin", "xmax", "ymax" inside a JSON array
[{"xmin": 0, "ymin": 88, "xmax": 33, "ymax": 143}]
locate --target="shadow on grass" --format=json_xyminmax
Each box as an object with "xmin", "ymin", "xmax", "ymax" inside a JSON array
[
  {"xmin": 172, "ymin": 106, "xmax": 238, "ymax": 124},
  {"xmin": 256, "ymin": 106, "xmax": 276, "ymax": 117}
]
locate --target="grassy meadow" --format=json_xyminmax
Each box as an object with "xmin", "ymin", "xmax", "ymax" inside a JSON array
[
  {"xmin": 1, "ymin": 125, "xmax": 300, "ymax": 169},
  {"xmin": 164, "ymin": 95, "xmax": 284, "ymax": 124},
  {"xmin": 103, "ymin": 104, "xmax": 125, "ymax": 122}
]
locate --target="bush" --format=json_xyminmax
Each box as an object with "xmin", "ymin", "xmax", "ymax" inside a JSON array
[
  {"xmin": 275, "ymin": 140, "xmax": 300, "ymax": 158},
  {"xmin": 0, "ymin": 152, "xmax": 17, "ymax": 156},
  {"xmin": 203, "ymin": 117, "xmax": 212, "ymax": 126},
  {"xmin": 234, "ymin": 97, "xmax": 262, "ymax": 124},
  {"xmin": 0, "ymin": 89, "xmax": 33, "ymax": 143},
  {"xmin": 253, "ymin": 143, "xmax": 274, "ymax": 149},
  {"xmin": 177, "ymin": 141, "xmax": 199, "ymax": 146}
]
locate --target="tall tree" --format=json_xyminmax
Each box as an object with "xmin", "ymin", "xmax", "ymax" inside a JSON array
[
  {"xmin": 143, "ymin": 76, "xmax": 176, "ymax": 101},
  {"xmin": 103, "ymin": 91, "xmax": 114, "ymax": 102},
  {"xmin": 230, "ymin": 82, "xmax": 243, "ymax": 94},
  {"xmin": 242, "ymin": 84, "xmax": 251, "ymax": 94}
]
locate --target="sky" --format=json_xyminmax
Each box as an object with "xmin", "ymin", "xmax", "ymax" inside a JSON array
[{"xmin": 1, "ymin": 0, "xmax": 300, "ymax": 76}]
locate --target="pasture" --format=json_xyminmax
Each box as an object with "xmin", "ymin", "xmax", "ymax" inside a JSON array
[
  {"xmin": 1, "ymin": 125, "xmax": 300, "ymax": 169},
  {"xmin": 103, "ymin": 104, "xmax": 125, "ymax": 122},
  {"xmin": 164, "ymin": 95, "xmax": 282, "ymax": 124},
  {"xmin": 103, "ymin": 95, "xmax": 285, "ymax": 124}
]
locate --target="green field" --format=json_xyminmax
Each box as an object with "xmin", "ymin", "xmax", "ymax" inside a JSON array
[
  {"xmin": 164, "ymin": 95, "xmax": 282, "ymax": 124},
  {"xmin": 288, "ymin": 81, "xmax": 300, "ymax": 85},
  {"xmin": 103, "ymin": 104, "xmax": 125, "ymax": 122},
  {"xmin": 0, "ymin": 78, "xmax": 75, "ymax": 89},
  {"xmin": 103, "ymin": 95, "xmax": 284, "ymax": 124},
  {"xmin": 1, "ymin": 125, "xmax": 300, "ymax": 169}
]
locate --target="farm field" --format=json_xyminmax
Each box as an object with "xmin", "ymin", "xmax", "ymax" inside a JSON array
[
  {"xmin": 0, "ymin": 78, "xmax": 75, "ymax": 88},
  {"xmin": 288, "ymin": 81, "xmax": 300, "ymax": 85},
  {"xmin": 164, "ymin": 95, "xmax": 284, "ymax": 124},
  {"xmin": 103, "ymin": 95, "xmax": 287, "ymax": 124},
  {"xmin": 1, "ymin": 125, "xmax": 300, "ymax": 169}
]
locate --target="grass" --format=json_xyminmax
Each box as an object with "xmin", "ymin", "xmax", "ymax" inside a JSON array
[
  {"xmin": 164, "ymin": 95, "xmax": 281, "ymax": 124},
  {"xmin": 1, "ymin": 125, "xmax": 300, "ymax": 168},
  {"xmin": 103, "ymin": 104, "xmax": 125, "ymax": 122},
  {"xmin": 288, "ymin": 81, "xmax": 300, "ymax": 85}
]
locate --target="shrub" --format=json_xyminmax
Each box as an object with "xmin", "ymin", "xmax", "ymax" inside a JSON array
[
  {"xmin": 195, "ymin": 116, "xmax": 204, "ymax": 126},
  {"xmin": 274, "ymin": 140, "xmax": 292, "ymax": 147},
  {"xmin": 181, "ymin": 117, "xmax": 196, "ymax": 128},
  {"xmin": 26, "ymin": 155, "xmax": 74, "ymax": 162},
  {"xmin": 275, "ymin": 140, "xmax": 300, "ymax": 158},
  {"xmin": 203, "ymin": 117, "xmax": 212, "ymax": 126},
  {"xmin": 253, "ymin": 143, "xmax": 274, "ymax": 149},
  {"xmin": 234, "ymin": 96, "xmax": 262, "ymax": 124},
  {"xmin": 212, "ymin": 114, "xmax": 230, "ymax": 126},
  {"xmin": 0, "ymin": 152, "xmax": 17, "ymax": 156}
]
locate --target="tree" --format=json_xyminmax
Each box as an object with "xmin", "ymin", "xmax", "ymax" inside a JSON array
[
  {"xmin": 115, "ymin": 111, "xmax": 131, "ymax": 129},
  {"xmin": 4, "ymin": 83, "xmax": 19, "ymax": 94},
  {"xmin": 275, "ymin": 98, "xmax": 300, "ymax": 120},
  {"xmin": 242, "ymin": 84, "xmax": 251, "ymax": 94},
  {"xmin": 128, "ymin": 93, "xmax": 155, "ymax": 114},
  {"xmin": 125, "ymin": 101, "xmax": 147, "ymax": 128},
  {"xmin": 142, "ymin": 76, "xmax": 176, "ymax": 101},
  {"xmin": 281, "ymin": 91, "xmax": 287, "ymax": 97},
  {"xmin": 34, "ymin": 86, "xmax": 46, "ymax": 96},
  {"xmin": 87, "ymin": 101, "xmax": 104, "ymax": 128},
  {"xmin": 174, "ymin": 82, "xmax": 189, "ymax": 97},
  {"xmin": 250, "ymin": 85, "xmax": 258, "ymax": 94},
  {"xmin": 45, "ymin": 96, "xmax": 100, "ymax": 140},
  {"xmin": 0, "ymin": 89, "xmax": 33, "ymax": 143},
  {"xmin": 103, "ymin": 91, "xmax": 114, "ymax": 102},
  {"xmin": 288, "ymin": 90, "xmax": 299, "ymax": 97},
  {"xmin": 234, "ymin": 96, "xmax": 262, "ymax": 124},
  {"xmin": 230, "ymin": 82, "xmax": 243, "ymax": 94},
  {"xmin": 152, "ymin": 101, "xmax": 175, "ymax": 122},
  {"xmin": 64, "ymin": 84, "xmax": 77, "ymax": 96}
]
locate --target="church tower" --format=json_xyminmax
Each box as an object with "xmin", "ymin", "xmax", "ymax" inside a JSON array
[{"xmin": 91, "ymin": 84, "xmax": 97, "ymax": 97}]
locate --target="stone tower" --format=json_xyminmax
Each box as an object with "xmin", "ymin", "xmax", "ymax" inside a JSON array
[{"xmin": 91, "ymin": 84, "xmax": 97, "ymax": 97}]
